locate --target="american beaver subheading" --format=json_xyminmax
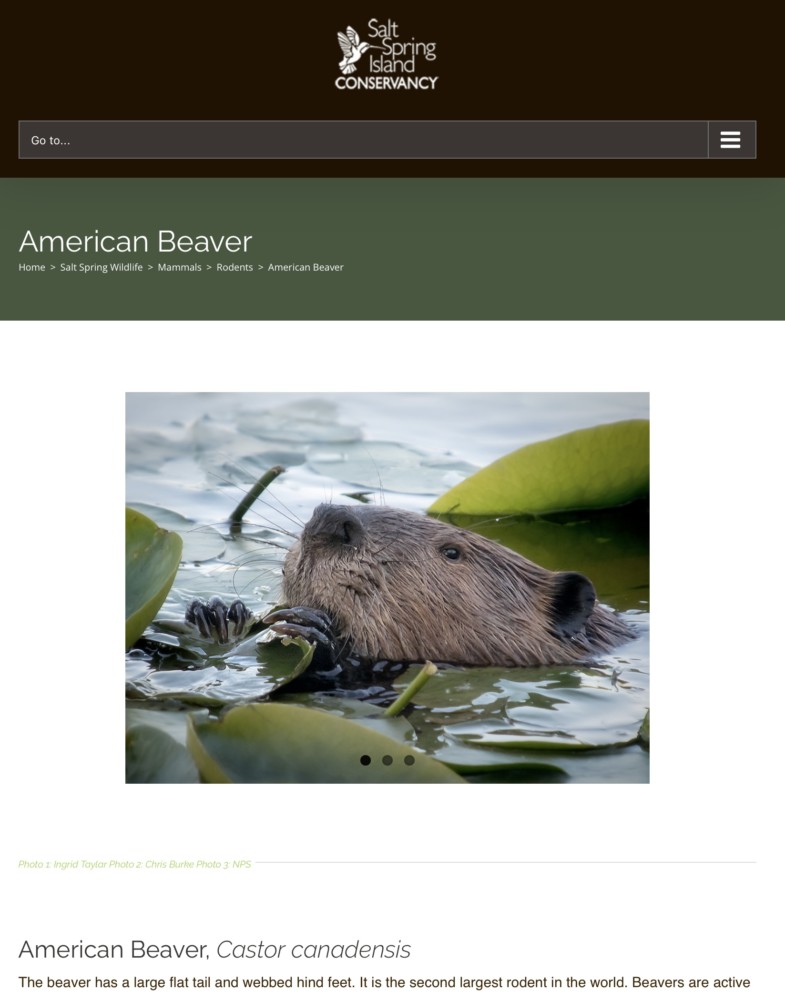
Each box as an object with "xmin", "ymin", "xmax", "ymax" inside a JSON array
[{"xmin": 187, "ymin": 504, "xmax": 634, "ymax": 668}]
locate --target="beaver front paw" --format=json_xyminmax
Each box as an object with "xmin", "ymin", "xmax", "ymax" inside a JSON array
[
  {"xmin": 185, "ymin": 597, "xmax": 253, "ymax": 644},
  {"xmin": 262, "ymin": 606, "xmax": 337, "ymax": 660}
]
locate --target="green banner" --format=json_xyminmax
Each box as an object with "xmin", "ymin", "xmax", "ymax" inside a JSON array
[{"xmin": 3, "ymin": 178, "xmax": 783, "ymax": 319}]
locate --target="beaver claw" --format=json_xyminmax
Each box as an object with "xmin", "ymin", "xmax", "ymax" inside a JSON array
[
  {"xmin": 263, "ymin": 606, "xmax": 336, "ymax": 653},
  {"xmin": 185, "ymin": 597, "xmax": 252, "ymax": 644}
]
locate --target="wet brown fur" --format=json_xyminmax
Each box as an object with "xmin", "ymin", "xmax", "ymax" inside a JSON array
[{"xmin": 282, "ymin": 505, "xmax": 634, "ymax": 668}]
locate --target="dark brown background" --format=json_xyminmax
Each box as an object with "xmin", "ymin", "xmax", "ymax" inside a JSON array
[{"xmin": 5, "ymin": 2, "xmax": 781, "ymax": 176}]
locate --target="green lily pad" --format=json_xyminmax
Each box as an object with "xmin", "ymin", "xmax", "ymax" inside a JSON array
[
  {"xmin": 428, "ymin": 419, "xmax": 649, "ymax": 516},
  {"xmin": 126, "ymin": 508, "xmax": 183, "ymax": 649},
  {"xmin": 236, "ymin": 399, "xmax": 363, "ymax": 444},
  {"xmin": 186, "ymin": 703, "xmax": 464, "ymax": 783},
  {"xmin": 439, "ymin": 503, "xmax": 648, "ymax": 609},
  {"xmin": 126, "ymin": 724, "xmax": 199, "ymax": 783},
  {"xmin": 433, "ymin": 743, "xmax": 567, "ymax": 776},
  {"xmin": 307, "ymin": 441, "xmax": 477, "ymax": 495},
  {"xmin": 126, "ymin": 707, "xmax": 209, "ymax": 783},
  {"xmin": 639, "ymin": 710, "xmax": 650, "ymax": 748},
  {"xmin": 277, "ymin": 693, "xmax": 416, "ymax": 742},
  {"xmin": 126, "ymin": 634, "xmax": 315, "ymax": 708},
  {"xmin": 127, "ymin": 706, "xmax": 200, "ymax": 745},
  {"xmin": 127, "ymin": 503, "xmax": 226, "ymax": 562}
]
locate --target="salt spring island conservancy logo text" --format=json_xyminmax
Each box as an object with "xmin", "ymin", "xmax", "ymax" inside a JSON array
[{"xmin": 335, "ymin": 19, "xmax": 438, "ymax": 90}]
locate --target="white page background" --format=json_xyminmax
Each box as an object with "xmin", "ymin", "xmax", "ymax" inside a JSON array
[{"xmin": 4, "ymin": 321, "xmax": 778, "ymax": 995}]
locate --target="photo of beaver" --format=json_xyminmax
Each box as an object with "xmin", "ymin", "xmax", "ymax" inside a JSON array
[
  {"xmin": 187, "ymin": 504, "xmax": 634, "ymax": 668},
  {"xmin": 126, "ymin": 393, "xmax": 649, "ymax": 784}
]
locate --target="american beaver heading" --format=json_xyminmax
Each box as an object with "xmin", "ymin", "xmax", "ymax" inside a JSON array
[{"xmin": 188, "ymin": 504, "xmax": 633, "ymax": 668}]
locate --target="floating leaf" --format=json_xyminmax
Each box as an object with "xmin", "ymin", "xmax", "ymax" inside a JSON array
[
  {"xmin": 126, "ymin": 724, "xmax": 199, "ymax": 783},
  {"xmin": 126, "ymin": 707, "xmax": 209, "ymax": 783},
  {"xmin": 125, "ymin": 634, "xmax": 315, "ymax": 708},
  {"xmin": 236, "ymin": 399, "xmax": 363, "ymax": 444},
  {"xmin": 126, "ymin": 429, "xmax": 186, "ymax": 473},
  {"xmin": 186, "ymin": 703, "xmax": 464, "ymax": 783},
  {"xmin": 442, "ymin": 505, "xmax": 648, "ymax": 608},
  {"xmin": 428, "ymin": 420, "xmax": 649, "ymax": 516},
  {"xmin": 638, "ymin": 710, "xmax": 650, "ymax": 748},
  {"xmin": 433, "ymin": 744, "xmax": 567, "ymax": 777},
  {"xmin": 126, "ymin": 508, "xmax": 183, "ymax": 649},
  {"xmin": 127, "ymin": 503, "xmax": 226, "ymax": 561},
  {"xmin": 307, "ymin": 441, "xmax": 476, "ymax": 495},
  {"xmin": 278, "ymin": 694, "xmax": 415, "ymax": 742},
  {"xmin": 127, "ymin": 706, "xmax": 201, "ymax": 744}
]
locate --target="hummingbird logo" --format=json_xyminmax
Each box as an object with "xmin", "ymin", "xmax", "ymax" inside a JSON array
[{"xmin": 337, "ymin": 26, "xmax": 375, "ymax": 75}]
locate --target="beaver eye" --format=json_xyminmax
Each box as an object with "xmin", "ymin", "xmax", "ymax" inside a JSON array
[{"xmin": 441, "ymin": 545, "xmax": 462, "ymax": 561}]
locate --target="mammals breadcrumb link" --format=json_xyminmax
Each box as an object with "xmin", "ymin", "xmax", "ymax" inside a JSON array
[{"xmin": 277, "ymin": 504, "xmax": 634, "ymax": 667}]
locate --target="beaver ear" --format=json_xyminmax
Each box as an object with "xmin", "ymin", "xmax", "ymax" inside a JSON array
[{"xmin": 549, "ymin": 572, "xmax": 597, "ymax": 638}]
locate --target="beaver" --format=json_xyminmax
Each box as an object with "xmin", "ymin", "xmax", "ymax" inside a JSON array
[{"xmin": 187, "ymin": 504, "xmax": 634, "ymax": 668}]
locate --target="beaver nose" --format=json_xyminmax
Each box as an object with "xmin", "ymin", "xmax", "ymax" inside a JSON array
[{"xmin": 304, "ymin": 504, "xmax": 365, "ymax": 547}]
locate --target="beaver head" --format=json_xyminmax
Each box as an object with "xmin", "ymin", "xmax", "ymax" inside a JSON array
[{"xmin": 281, "ymin": 504, "xmax": 633, "ymax": 667}]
